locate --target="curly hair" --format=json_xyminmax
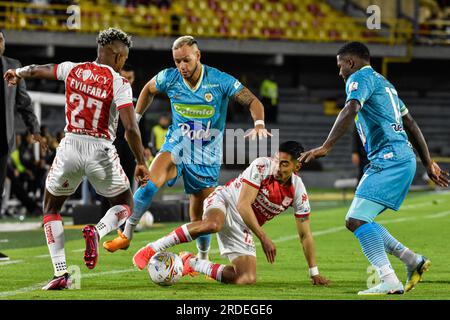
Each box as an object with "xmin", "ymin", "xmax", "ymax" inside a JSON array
[{"xmin": 97, "ymin": 28, "xmax": 132, "ymax": 48}]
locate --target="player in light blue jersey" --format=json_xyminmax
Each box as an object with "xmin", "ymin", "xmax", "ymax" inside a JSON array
[
  {"xmin": 300, "ymin": 42, "xmax": 448, "ymax": 295},
  {"xmin": 104, "ymin": 36, "xmax": 271, "ymax": 260}
]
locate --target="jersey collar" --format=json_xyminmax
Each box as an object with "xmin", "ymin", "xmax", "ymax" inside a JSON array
[
  {"xmin": 182, "ymin": 64, "xmax": 204, "ymax": 93},
  {"xmin": 360, "ymin": 65, "xmax": 372, "ymax": 71}
]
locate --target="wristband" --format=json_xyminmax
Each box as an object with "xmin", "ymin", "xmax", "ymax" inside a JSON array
[
  {"xmin": 309, "ymin": 266, "xmax": 319, "ymax": 277},
  {"xmin": 254, "ymin": 120, "xmax": 265, "ymax": 127},
  {"xmin": 135, "ymin": 113, "xmax": 142, "ymax": 123}
]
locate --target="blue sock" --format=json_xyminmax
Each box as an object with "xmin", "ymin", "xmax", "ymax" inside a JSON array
[
  {"xmin": 129, "ymin": 180, "xmax": 159, "ymax": 225},
  {"xmin": 371, "ymin": 222, "xmax": 421, "ymax": 269},
  {"xmin": 196, "ymin": 234, "xmax": 211, "ymax": 259},
  {"xmin": 354, "ymin": 223, "xmax": 393, "ymax": 273}
]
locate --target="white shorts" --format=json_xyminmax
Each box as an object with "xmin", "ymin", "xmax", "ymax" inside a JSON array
[
  {"xmin": 46, "ymin": 133, "xmax": 130, "ymax": 197},
  {"xmin": 203, "ymin": 187, "xmax": 256, "ymax": 262}
]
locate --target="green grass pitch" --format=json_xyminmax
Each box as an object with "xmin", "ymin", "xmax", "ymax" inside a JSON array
[{"xmin": 0, "ymin": 191, "xmax": 449, "ymax": 300}]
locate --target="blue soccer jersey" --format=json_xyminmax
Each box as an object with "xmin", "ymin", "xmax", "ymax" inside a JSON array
[
  {"xmin": 346, "ymin": 66, "xmax": 415, "ymax": 162},
  {"xmin": 155, "ymin": 64, "xmax": 243, "ymax": 166}
]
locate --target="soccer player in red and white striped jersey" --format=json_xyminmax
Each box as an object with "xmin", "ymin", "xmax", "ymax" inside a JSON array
[
  {"xmin": 133, "ymin": 141, "xmax": 329, "ymax": 285},
  {"xmin": 4, "ymin": 28, "xmax": 150, "ymax": 290}
]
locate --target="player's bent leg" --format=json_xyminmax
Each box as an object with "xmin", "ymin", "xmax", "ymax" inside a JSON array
[
  {"xmin": 42, "ymin": 189, "xmax": 71, "ymax": 290},
  {"xmin": 132, "ymin": 208, "xmax": 225, "ymax": 270},
  {"xmin": 185, "ymin": 254, "xmax": 256, "ymax": 284},
  {"xmin": 83, "ymin": 190, "xmax": 132, "ymax": 269},
  {"xmin": 189, "ymin": 187, "xmax": 216, "ymax": 260},
  {"xmin": 370, "ymin": 222, "xmax": 429, "ymax": 291},
  {"xmin": 346, "ymin": 197, "xmax": 403, "ymax": 294},
  {"xmin": 227, "ymin": 255, "xmax": 257, "ymax": 285},
  {"xmin": 122, "ymin": 152, "xmax": 178, "ymax": 242}
]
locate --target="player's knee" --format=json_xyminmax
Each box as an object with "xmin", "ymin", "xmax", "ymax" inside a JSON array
[
  {"xmin": 345, "ymin": 218, "xmax": 365, "ymax": 233},
  {"xmin": 200, "ymin": 220, "xmax": 221, "ymax": 234},
  {"xmin": 234, "ymin": 274, "xmax": 256, "ymax": 285}
]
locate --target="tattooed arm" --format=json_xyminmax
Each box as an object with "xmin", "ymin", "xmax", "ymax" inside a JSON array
[
  {"xmin": 4, "ymin": 64, "xmax": 56, "ymax": 85},
  {"xmin": 232, "ymin": 87, "xmax": 272, "ymax": 139}
]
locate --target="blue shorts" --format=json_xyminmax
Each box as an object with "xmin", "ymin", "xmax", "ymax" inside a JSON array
[
  {"xmin": 348, "ymin": 156, "xmax": 416, "ymax": 221},
  {"xmin": 160, "ymin": 134, "xmax": 221, "ymax": 195},
  {"xmin": 345, "ymin": 197, "xmax": 387, "ymax": 223}
]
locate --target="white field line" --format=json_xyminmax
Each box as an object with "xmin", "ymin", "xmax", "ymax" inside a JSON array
[
  {"xmin": 0, "ymin": 260, "xmax": 24, "ymax": 266},
  {"xmin": 3, "ymin": 208, "xmax": 449, "ymax": 298},
  {"xmin": 0, "ymin": 268, "xmax": 135, "ymax": 298}
]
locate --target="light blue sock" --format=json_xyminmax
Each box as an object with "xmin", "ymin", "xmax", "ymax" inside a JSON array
[
  {"xmin": 371, "ymin": 222, "xmax": 421, "ymax": 270},
  {"xmin": 196, "ymin": 234, "xmax": 211, "ymax": 259},
  {"xmin": 354, "ymin": 223, "xmax": 396, "ymax": 281},
  {"xmin": 129, "ymin": 180, "xmax": 159, "ymax": 226}
]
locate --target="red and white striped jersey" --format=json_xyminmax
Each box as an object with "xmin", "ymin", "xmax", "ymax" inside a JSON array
[
  {"xmin": 221, "ymin": 157, "xmax": 311, "ymax": 226},
  {"xmin": 55, "ymin": 61, "xmax": 133, "ymax": 141}
]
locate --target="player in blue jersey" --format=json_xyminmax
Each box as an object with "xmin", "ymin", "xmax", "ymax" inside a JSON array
[
  {"xmin": 104, "ymin": 36, "xmax": 271, "ymax": 260},
  {"xmin": 299, "ymin": 42, "xmax": 448, "ymax": 295}
]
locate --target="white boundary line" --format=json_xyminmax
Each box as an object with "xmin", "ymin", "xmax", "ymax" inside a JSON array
[{"xmin": 1, "ymin": 208, "xmax": 449, "ymax": 298}]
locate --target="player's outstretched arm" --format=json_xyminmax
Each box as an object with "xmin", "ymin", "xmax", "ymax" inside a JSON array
[
  {"xmin": 233, "ymin": 87, "xmax": 272, "ymax": 140},
  {"xmin": 119, "ymin": 105, "xmax": 150, "ymax": 185},
  {"xmin": 296, "ymin": 216, "xmax": 330, "ymax": 285},
  {"xmin": 299, "ymin": 99, "xmax": 361, "ymax": 163},
  {"xmin": 237, "ymin": 183, "xmax": 276, "ymax": 263},
  {"xmin": 4, "ymin": 64, "xmax": 56, "ymax": 85},
  {"xmin": 135, "ymin": 77, "xmax": 159, "ymax": 122},
  {"xmin": 403, "ymin": 112, "xmax": 449, "ymax": 187}
]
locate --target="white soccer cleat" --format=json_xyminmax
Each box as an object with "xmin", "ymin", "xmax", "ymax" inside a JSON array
[{"xmin": 357, "ymin": 281, "xmax": 404, "ymax": 295}]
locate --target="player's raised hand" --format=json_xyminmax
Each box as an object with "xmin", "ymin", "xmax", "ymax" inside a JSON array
[
  {"xmin": 260, "ymin": 236, "xmax": 276, "ymax": 264},
  {"xmin": 3, "ymin": 69, "xmax": 21, "ymax": 86},
  {"xmin": 427, "ymin": 161, "xmax": 449, "ymax": 188},
  {"xmin": 244, "ymin": 127, "xmax": 273, "ymax": 141},
  {"xmin": 311, "ymin": 275, "xmax": 330, "ymax": 286},
  {"xmin": 135, "ymin": 164, "xmax": 151, "ymax": 187},
  {"xmin": 298, "ymin": 146, "xmax": 330, "ymax": 163}
]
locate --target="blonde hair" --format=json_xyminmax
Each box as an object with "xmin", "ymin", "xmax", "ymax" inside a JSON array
[{"xmin": 172, "ymin": 35, "xmax": 198, "ymax": 50}]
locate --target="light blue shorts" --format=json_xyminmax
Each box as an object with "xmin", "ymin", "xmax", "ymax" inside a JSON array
[
  {"xmin": 345, "ymin": 196, "xmax": 387, "ymax": 223},
  {"xmin": 355, "ymin": 157, "xmax": 416, "ymax": 211}
]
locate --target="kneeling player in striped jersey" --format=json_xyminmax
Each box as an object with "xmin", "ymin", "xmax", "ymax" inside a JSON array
[{"xmin": 133, "ymin": 141, "xmax": 330, "ymax": 285}]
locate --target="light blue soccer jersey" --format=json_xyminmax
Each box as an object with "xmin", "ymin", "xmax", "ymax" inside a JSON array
[
  {"xmin": 155, "ymin": 64, "xmax": 243, "ymax": 166},
  {"xmin": 346, "ymin": 66, "xmax": 415, "ymax": 162}
]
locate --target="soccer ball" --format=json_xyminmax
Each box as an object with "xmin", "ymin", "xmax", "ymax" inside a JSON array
[{"xmin": 148, "ymin": 251, "xmax": 183, "ymax": 286}]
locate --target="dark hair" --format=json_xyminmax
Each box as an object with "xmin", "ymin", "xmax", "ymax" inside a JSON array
[
  {"xmin": 337, "ymin": 41, "xmax": 370, "ymax": 61},
  {"xmin": 279, "ymin": 141, "xmax": 304, "ymax": 161},
  {"xmin": 97, "ymin": 28, "xmax": 132, "ymax": 48}
]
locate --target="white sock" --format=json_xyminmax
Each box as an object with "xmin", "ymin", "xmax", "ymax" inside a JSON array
[
  {"xmin": 150, "ymin": 224, "xmax": 192, "ymax": 251},
  {"xmin": 44, "ymin": 217, "xmax": 66, "ymax": 277},
  {"xmin": 123, "ymin": 219, "xmax": 137, "ymax": 240},
  {"xmin": 378, "ymin": 264, "xmax": 400, "ymax": 285},
  {"xmin": 96, "ymin": 205, "xmax": 130, "ymax": 239},
  {"xmin": 189, "ymin": 257, "xmax": 225, "ymax": 282},
  {"xmin": 392, "ymin": 246, "xmax": 421, "ymax": 270}
]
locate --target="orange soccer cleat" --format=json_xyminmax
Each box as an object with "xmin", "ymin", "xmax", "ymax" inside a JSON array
[
  {"xmin": 103, "ymin": 230, "xmax": 130, "ymax": 253},
  {"xmin": 132, "ymin": 246, "xmax": 156, "ymax": 270},
  {"xmin": 179, "ymin": 251, "xmax": 199, "ymax": 278}
]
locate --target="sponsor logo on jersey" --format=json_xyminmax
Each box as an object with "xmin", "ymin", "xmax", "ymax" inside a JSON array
[
  {"xmin": 349, "ymin": 81, "xmax": 358, "ymax": 92},
  {"xmin": 233, "ymin": 80, "xmax": 241, "ymax": 90},
  {"xmin": 204, "ymin": 93, "xmax": 213, "ymax": 102},
  {"xmin": 179, "ymin": 120, "xmax": 212, "ymax": 141},
  {"xmin": 173, "ymin": 104, "xmax": 215, "ymax": 119},
  {"xmin": 262, "ymin": 188, "xmax": 270, "ymax": 197},
  {"xmin": 74, "ymin": 68, "xmax": 110, "ymax": 85}
]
